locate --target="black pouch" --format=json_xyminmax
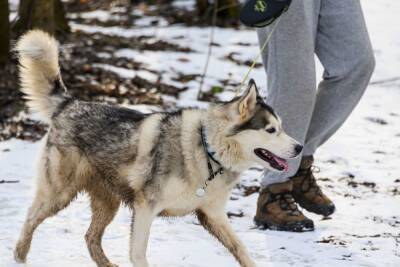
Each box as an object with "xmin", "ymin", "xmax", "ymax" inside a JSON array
[{"xmin": 239, "ymin": 0, "xmax": 292, "ymax": 27}]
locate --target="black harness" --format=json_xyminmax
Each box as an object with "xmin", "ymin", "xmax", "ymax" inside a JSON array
[{"xmin": 197, "ymin": 126, "xmax": 224, "ymax": 197}]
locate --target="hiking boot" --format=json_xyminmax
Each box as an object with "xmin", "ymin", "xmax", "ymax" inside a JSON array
[
  {"xmin": 291, "ymin": 156, "xmax": 336, "ymax": 217},
  {"xmin": 254, "ymin": 181, "xmax": 314, "ymax": 232}
]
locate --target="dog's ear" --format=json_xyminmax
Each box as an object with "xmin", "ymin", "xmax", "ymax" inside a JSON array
[{"xmin": 237, "ymin": 79, "xmax": 258, "ymax": 120}]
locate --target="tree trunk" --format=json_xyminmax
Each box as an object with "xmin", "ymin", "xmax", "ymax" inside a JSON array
[
  {"xmin": 0, "ymin": 0, "xmax": 10, "ymax": 64},
  {"xmin": 218, "ymin": 0, "xmax": 239, "ymax": 19},
  {"xmin": 196, "ymin": 0, "xmax": 240, "ymax": 25},
  {"xmin": 12, "ymin": 0, "xmax": 69, "ymax": 37},
  {"xmin": 54, "ymin": 0, "xmax": 70, "ymax": 34},
  {"xmin": 196, "ymin": 0, "xmax": 209, "ymax": 17}
]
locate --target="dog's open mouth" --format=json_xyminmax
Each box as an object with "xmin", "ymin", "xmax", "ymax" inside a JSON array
[{"xmin": 254, "ymin": 148, "xmax": 288, "ymax": 171}]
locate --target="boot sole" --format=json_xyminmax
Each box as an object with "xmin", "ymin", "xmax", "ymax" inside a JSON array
[
  {"xmin": 297, "ymin": 200, "xmax": 336, "ymax": 217},
  {"xmin": 254, "ymin": 218, "xmax": 314, "ymax": 232}
]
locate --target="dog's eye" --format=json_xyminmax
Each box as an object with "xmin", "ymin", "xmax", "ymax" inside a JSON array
[{"xmin": 266, "ymin": 127, "xmax": 276, "ymax": 134}]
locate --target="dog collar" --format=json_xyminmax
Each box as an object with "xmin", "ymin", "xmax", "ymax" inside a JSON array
[
  {"xmin": 197, "ymin": 126, "xmax": 224, "ymax": 197},
  {"xmin": 201, "ymin": 126, "xmax": 221, "ymax": 165}
]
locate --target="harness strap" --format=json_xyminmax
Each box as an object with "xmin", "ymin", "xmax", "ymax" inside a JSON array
[{"xmin": 197, "ymin": 125, "xmax": 224, "ymax": 197}]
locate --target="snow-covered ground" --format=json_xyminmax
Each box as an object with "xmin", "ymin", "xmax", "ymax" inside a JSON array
[{"xmin": 1, "ymin": 0, "xmax": 400, "ymax": 266}]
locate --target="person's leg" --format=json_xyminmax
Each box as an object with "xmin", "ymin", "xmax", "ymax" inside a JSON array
[
  {"xmin": 303, "ymin": 0, "xmax": 375, "ymax": 156},
  {"xmin": 257, "ymin": 0, "xmax": 321, "ymax": 187},
  {"xmin": 290, "ymin": 0, "xmax": 375, "ymax": 217},
  {"xmin": 254, "ymin": 0, "xmax": 321, "ymax": 232}
]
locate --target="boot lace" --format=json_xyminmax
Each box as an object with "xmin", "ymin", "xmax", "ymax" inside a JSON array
[
  {"xmin": 267, "ymin": 192, "xmax": 301, "ymax": 216},
  {"xmin": 299, "ymin": 166, "xmax": 323, "ymax": 196}
]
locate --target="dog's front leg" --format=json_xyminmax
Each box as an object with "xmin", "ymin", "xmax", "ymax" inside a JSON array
[
  {"xmin": 130, "ymin": 202, "xmax": 155, "ymax": 267},
  {"xmin": 196, "ymin": 208, "xmax": 257, "ymax": 267}
]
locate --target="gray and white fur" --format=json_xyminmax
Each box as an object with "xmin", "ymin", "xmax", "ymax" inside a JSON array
[{"xmin": 13, "ymin": 30, "xmax": 301, "ymax": 267}]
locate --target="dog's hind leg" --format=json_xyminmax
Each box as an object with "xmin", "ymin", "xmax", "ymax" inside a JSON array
[
  {"xmin": 85, "ymin": 186, "xmax": 120, "ymax": 267},
  {"xmin": 14, "ymin": 186, "xmax": 78, "ymax": 263},
  {"xmin": 14, "ymin": 146, "xmax": 82, "ymax": 263},
  {"xmin": 196, "ymin": 208, "xmax": 256, "ymax": 267},
  {"xmin": 129, "ymin": 202, "xmax": 155, "ymax": 267}
]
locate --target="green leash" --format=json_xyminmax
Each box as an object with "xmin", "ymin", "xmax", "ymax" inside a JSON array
[
  {"xmin": 197, "ymin": 6, "xmax": 285, "ymax": 99},
  {"xmin": 235, "ymin": 14, "xmax": 282, "ymax": 96}
]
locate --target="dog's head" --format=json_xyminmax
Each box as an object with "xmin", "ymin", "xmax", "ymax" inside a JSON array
[{"xmin": 208, "ymin": 79, "xmax": 302, "ymax": 172}]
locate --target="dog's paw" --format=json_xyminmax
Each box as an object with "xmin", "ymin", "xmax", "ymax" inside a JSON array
[
  {"xmin": 105, "ymin": 263, "xmax": 119, "ymax": 267},
  {"xmin": 13, "ymin": 248, "xmax": 27, "ymax": 264}
]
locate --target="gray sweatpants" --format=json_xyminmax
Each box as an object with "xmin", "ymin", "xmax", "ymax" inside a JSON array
[{"xmin": 258, "ymin": 0, "xmax": 375, "ymax": 187}]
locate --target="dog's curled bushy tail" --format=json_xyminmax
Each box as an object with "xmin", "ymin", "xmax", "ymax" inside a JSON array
[{"xmin": 16, "ymin": 30, "xmax": 66, "ymax": 122}]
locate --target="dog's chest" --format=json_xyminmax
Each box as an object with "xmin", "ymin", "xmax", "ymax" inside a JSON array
[
  {"xmin": 158, "ymin": 173, "xmax": 238, "ymax": 217},
  {"xmin": 159, "ymin": 179, "xmax": 204, "ymax": 217}
]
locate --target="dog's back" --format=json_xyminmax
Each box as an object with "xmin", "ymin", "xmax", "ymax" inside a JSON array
[{"xmin": 16, "ymin": 31, "xmax": 146, "ymax": 199}]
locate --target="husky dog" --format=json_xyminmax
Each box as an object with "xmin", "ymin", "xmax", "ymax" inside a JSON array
[{"xmin": 14, "ymin": 30, "xmax": 302, "ymax": 267}]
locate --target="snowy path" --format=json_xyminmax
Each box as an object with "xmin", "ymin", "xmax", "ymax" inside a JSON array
[{"xmin": 1, "ymin": 0, "xmax": 400, "ymax": 266}]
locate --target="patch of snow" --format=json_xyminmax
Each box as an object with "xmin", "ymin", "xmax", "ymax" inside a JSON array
[
  {"xmin": 172, "ymin": 0, "xmax": 196, "ymax": 10},
  {"xmin": 93, "ymin": 63, "xmax": 158, "ymax": 82},
  {"xmin": 1, "ymin": 84, "xmax": 399, "ymax": 266},
  {"xmin": 8, "ymin": 0, "xmax": 19, "ymax": 11},
  {"xmin": 69, "ymin": 10, "xmax": 112, "ymax": 21}
]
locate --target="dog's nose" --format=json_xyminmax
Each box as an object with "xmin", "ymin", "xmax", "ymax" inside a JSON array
[{"xmin": 294, "ymin": 144, "xmax": 303, "ymax": 154}]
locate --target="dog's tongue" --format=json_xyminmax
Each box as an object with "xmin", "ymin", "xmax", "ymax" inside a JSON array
[{"xmin": 273, "ymin": 156, "xmax": 289, "ymax": 172}]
